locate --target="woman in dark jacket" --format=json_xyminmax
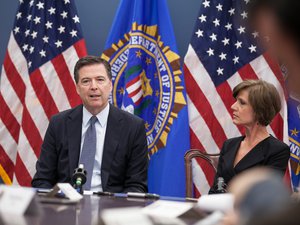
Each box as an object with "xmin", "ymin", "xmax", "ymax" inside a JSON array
[{"xmin": 209, "ymin": 80, "xmax": 290, "ymax": 194}]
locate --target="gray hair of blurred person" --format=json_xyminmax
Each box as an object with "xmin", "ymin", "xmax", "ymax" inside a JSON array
[
  {"xmin": 230, "ymin": 168, "xmax": 291, "ymax": 225},
  {"xmin": 251, "ymin": 202, "xmax": 300, "ymax": 225}
]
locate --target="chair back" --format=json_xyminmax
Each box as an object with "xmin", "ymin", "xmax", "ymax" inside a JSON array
[{"xmin": 184, "ymin": 149, "xmax": 220, "ymax": 198}]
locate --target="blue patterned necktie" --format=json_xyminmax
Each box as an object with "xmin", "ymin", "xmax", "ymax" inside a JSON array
[{"xmin": 79, "ymin": 115, "xmax": 97, "ymax": 190}]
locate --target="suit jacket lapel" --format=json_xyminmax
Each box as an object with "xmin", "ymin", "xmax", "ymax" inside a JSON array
[
  {"xmin": 67, "ymin": 105, "xmax": 83, "ymax": 178},
  {"xmin": 101, "ymin": 105, "xmax": 122, "ymax": 190},
  {"xmin": 235, "ymin": 143, "xmax": 265, "ymax": 172},
  {"xmin": 222, "ymin": 137, "xmax": 243, "ymax": 170}
]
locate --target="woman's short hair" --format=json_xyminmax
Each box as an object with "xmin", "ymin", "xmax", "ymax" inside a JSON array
[{"xmin": 233, "ymin": 80, "xmax": 281, "ymax": 126}]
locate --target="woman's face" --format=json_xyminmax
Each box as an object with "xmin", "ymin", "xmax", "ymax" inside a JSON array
[{"xmin": 231, "ymin": 89, "xmax": 256, "ymax": 126}]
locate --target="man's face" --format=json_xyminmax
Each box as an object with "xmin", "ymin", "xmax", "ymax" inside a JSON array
[{"xmin": 76, "ymin": 63, "xmax": 112, "ymax": 115}]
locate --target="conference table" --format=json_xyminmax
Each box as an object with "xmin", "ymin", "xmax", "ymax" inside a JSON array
[{"xmin": 5, "ymin": 194, "xmax": 204, "ymax": 225}]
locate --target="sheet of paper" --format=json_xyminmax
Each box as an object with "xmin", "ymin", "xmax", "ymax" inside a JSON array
[
  {"xmin": 0, "ymin": 185, "xmax": 36, "ymax": 215},
  {"xmin": 101, "ymin": 207, "xmax": 152, "ymax": 225},
  {"xmin": 194, "ymin": 211, "xmax": 224, "ymax": 225},
  {"xmin": 142, "ymin": 200, "xmax": 195, "ymax": 218},
  {"xmin": 197, "ymin": 193, "xmax": 234, "ymax": 213},
  {"xmin": 0, "ymin": 214, "xmax": 28, "ymax": 225}
]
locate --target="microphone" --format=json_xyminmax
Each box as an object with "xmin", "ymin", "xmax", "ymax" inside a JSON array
[
  {"xmin": 216, "ymin": 177, "xmax": 227, "ymax": 193},
  {"xmin": 72, "ymin": 164, "xmax": 87, "ymax": 194}
]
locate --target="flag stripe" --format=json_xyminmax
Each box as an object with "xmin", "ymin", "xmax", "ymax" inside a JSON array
[
  {"xmin": 14, "ymin": 153, "xmax": 32, "ymax": 186},
  {"xmin": 17, "ymin": 129, "xmax": 38, "ymax": 177},
  {"xmin": 128, "ymin": 85, "xmax": 142, "ymax": 98},
  {"xmin": 194, "ymin": 156, "xmax": 216, "ymax": 187},
  {"xmin": 126, "ymin": 76, "xmax": 141, "ymax": 92},
  {"xmin": 0, "ymin": 119, "xmax": 18, "ymax": 163},
  {"xmin": 190, "ymin": 128, "xmax": 205, "ymax": 151},
  {"xmin": 3, "ymin": 52, "xmax": 26, "ymax": 103},
  {"xmin": 192, "ymin": 159, "xmax": 211, "ymax": 195},
  {"xmin": 73, "ymin": 39, "xmax": 88, "ymax": 58},
  {"xmin": 227, "ymin": 72, "xmax": 243, "ymax": 90},
  {"xmin": 135, "ymin": 97, "xmax": 143, "ymax": 106},
  {"xmin": 21, "ymin": 107, "xmax": 43, "ymax": 157},
  {"xmin": 263, "ymin": 52, "xmax": 286, "ymax": 91},
  {"xmin": 0, "ymin": 145, "xmax": 14, "ymax": 181},
  {"xmin": 187, "ymin": 95, "xmax": 220, "ymax": 154},
  {"xmin": 190, "ymin": 129, "xmax": 217, "ymax": 189},
  {"xmin": 39, "ymin": 61, "xmax": 71, "ymax": 112},
  {"xmin": 7, "ymin": 34, "xmax": 49, "ymax": 137},
  {"xmin": 4, "ymin": 35, "xmax": 48, "ymax": 129},
  {"xmin": 194, "ymin": 184, "xmax": 201, "ymax": 197},
  {"xmin": 215, "ymin": 82, "xmax": 235, "ymax": 115},
  {"xmin": 237, "ymin": 63, "xmax": 259, "ymax": 80},
  {"xmin": 0, "ymin": 95, "xmax": 20, "ymax": 143},
  {"xmin": 271, "ymin": 114, "xmax": 284, "ymax": 140},
  {"xmin": 30, "ymin": 69, "xmax": 59, "ymax": 120},
  {"xmin": 7, "ymin": 34, "xmax": 31, "ymax": 92},
  {"xmin": 185, "ymin": 65, "xmax": 226, "ymax": 149},
  {"xmin": 0, "ymin": 68, "xmax": 23, "ymax": 125},
  {"xmin": 52, "ymin": 54, "xmax": 80, "ymax": 108},
  {"xmin": 132, "ymin": 89, "xmax": 143, "ymax": 103}
]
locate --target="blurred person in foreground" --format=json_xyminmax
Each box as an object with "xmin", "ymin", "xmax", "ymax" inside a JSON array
[
  {"xmin": 222, "ymin": 168, "xmax": 291, "ymax": 225},
  {"xmin": 250, "ymin": 203, "xmax": 300, "ymax": 225},
  {"xmin": 248, "ymin": 0, "xmax": 300, "ymax": 97},
  {"xmin": 209, "ymin": 80, "xmax": 290, "ymax": 193}
]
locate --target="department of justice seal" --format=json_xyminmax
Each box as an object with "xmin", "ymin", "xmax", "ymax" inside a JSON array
[{"xmin": 102, "ymin": 22, "xmax": 186, "ymax": 156}]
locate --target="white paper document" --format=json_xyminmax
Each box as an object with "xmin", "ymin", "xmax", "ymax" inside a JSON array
[
  {"xmin": 101, "ymin": 207, "xmax": 152, "ymax": 225},
  {"xmin": 142, "ymin": 200, "xmax": 195, "ymax": 218},
  {"xmin": 0, "ymin": 185, "xmax": 37, "ymax": 215},
  {"xmin": 197, "ymin": 193, "xmax": 234, "ymax": 213},
  {"xmin": 0, "ymin": 185, "xmax": 41, "ymax": 225}
]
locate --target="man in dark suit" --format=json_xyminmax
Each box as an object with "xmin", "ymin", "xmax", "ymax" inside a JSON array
[{"xmin": 32, "ymin": 56, "xmax": 148, "ymax": 193}]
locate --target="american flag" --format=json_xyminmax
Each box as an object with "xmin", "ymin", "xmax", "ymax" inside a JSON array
[
  {"xmin": 0, "ymin": 0, "xmax": 87, "ymax": 186},
  {"xmin": 184, "ymin": 0, "xmax": 288, "ymax": 196}
]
